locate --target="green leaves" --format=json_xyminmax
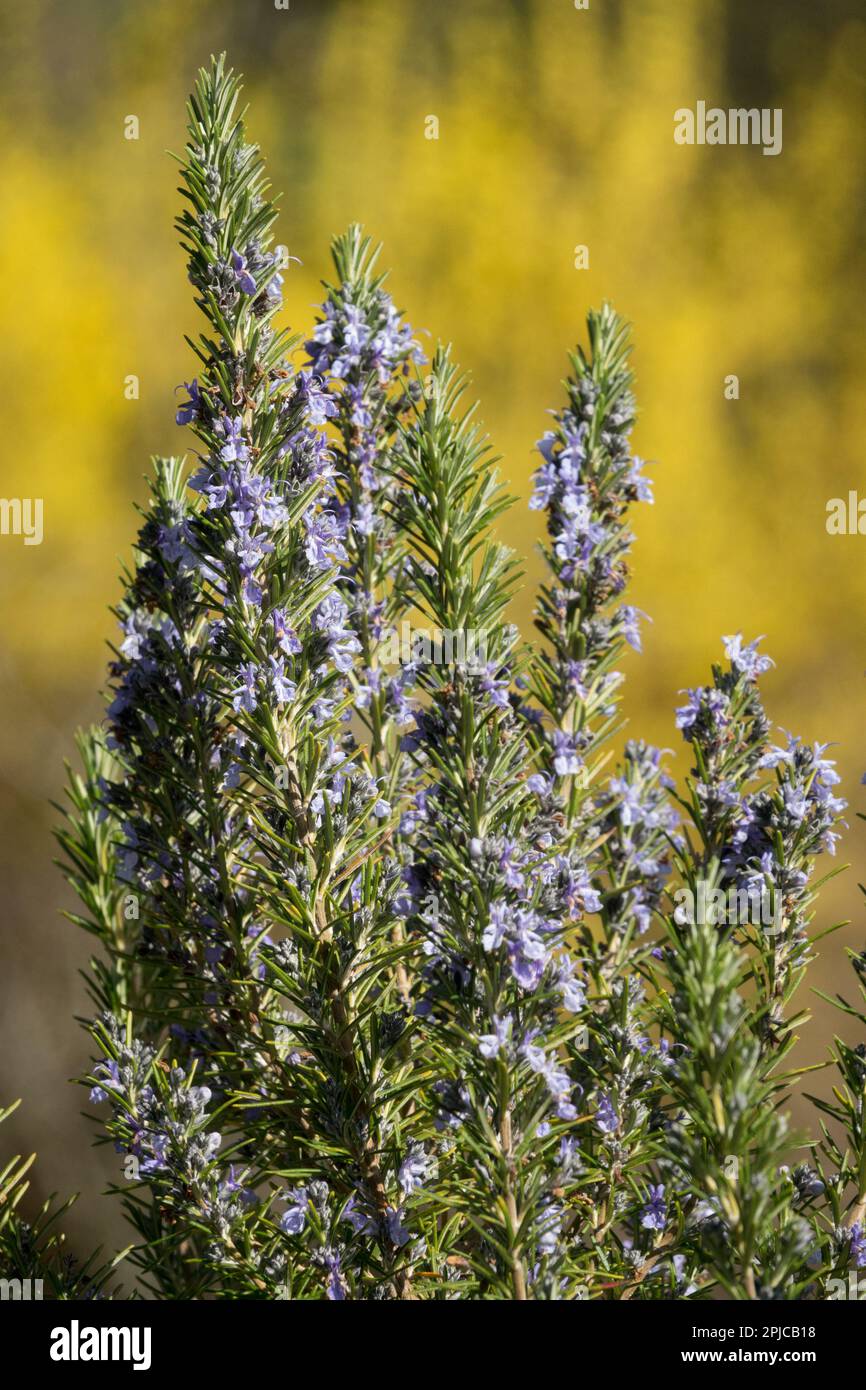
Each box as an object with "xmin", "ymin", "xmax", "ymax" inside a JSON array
[
  {"xmin": 0, "ymin": 1102, "xmax": 130, "ymax": 1300},
  {"xmin": 659, "ymin": 917, "xmax": 798, "ymax": 1297},
  {"xmin": 395, "ymin": 347, "xmax": 520, "ymax": 642}
]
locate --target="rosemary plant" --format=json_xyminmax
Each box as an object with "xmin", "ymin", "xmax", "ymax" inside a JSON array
[{"xmin": 1, "ymin": 56, "xmax": 864, "ymax": 1304}]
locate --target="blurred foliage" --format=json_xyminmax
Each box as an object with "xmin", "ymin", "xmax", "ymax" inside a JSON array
[{"xmin": 0, "ymin": 0, "xmax": 864, "ymax": 1253}]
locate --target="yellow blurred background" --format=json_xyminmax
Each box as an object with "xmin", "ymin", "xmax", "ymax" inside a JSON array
[{"xmin": 1, "ymin": 0, "xmax": 865, "ymax": 1263}]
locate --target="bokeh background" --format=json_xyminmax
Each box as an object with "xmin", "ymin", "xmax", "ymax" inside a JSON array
[{"xmin": 1, "ymin": 0, "xmax": 865, "ymax": 1264}]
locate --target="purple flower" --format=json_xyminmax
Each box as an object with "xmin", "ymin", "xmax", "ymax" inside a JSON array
[
  {"xmin": 353, "ymin": 500, "xmax": 376, "ymax": 536},
  {"xmin": 265, "ymin": 269, "xmax": 284, "ymax": 302},
  {"xmin": 398, "ymin": 1145, "xmax": 430, "ymax": 1196},
  {"xmin": 138, "ymin": 1132, "xmax": 171, "ymax": 1176},
  {"xmin": 782, "ymin": 784, "xmax": 809, "ymax": 822},
  {"xmin": 157, "ymin": 520, "xmax": 194, "ymax": 569},
  {"xmin": 385, "ymin": 1207, "xmax": 410, "ymax": 1247},
  {"xmin": 848, "ymin": 1223, "xmax": 866, "ymax": 1268},
  {"xmin": 498, "ymin": 840, "xmax": 525, "ymax": 890},
  {"xmin": 522, "ymin": 1039, "xmax": 577, "ymax": 1119},
  {"xmin": 618, "ymin": 604, "xmax": 647, "ymax": 653},
  {"xmin": 231, "ymin": 247, "xmax": 257, "ymax": 295},
  {"xmin": 295, "ymin": 370, "xmax": 339, "ymax": 426},
  {"xmin": 267, "ymin": 655, "xmax": 296, "ymax": 706},
  {"xmin": 480, "ymin": 666, "xmax": 511, "ymax": 710},
  {"xmin": 527, "ymin": 772, "xmax": 552, "ymax": 796},
  {"xmin": 628, "ymin": 455, "xmax": 654, "ymax": 501},
  {"xmin": 271, "ymin": 608, "xmax": 302, "ymax": 656},
  {"xmin": 508, "ymin": 911, "xmax": 550, "ymax": 991},
  {"xmin": 557, "ymin": 960, "xmax": 586, "ymax": 1013},
  {"xmin": 640, "ymin": 1183, "xmax": 666, "ymax": 1232},
  {"xmin": 551, "ymin": 730, "xmax": 583, "ymax": 777},
  {"xmin": 232, "ymin": 662, "xmax": 259, "ymax": 714},
  {"xmin": 89, "ymin": 1059, "xmax": 122, "ymax": 1104},
  {"xmin": 280, "ymin": 1187, "xmax": 310, "ymax": 1235},
  {"xmin": 342, "ymin": 1194, "xmax": 377, "ymax": 1237},
  {"xmin": 398, "ymin": 788, "xmax": 428, "ymax": 838},
  {"xmin": 595, "ymin": 1092, "xmax": 618, "ymax": 1135},
  {"xmin": 478, "ymin": 1013, "xmax": 513, "ymax": 1059},
  {"xmin": 723, "ymin": 633, "xmax": 773, "ymax": 680},
  {"xmin": 313, "ymin": 594, "xmax": 362, "ymax": 673},
  {"xmin": 564, "ymin": 865, "xmax": 603, "ymax": 916},
  {"xmin": 215, "ymin": 415, "xmax": 250, "ymax": 464},
  {"xmin": 175, "ymin": 379, "xmax": 202, "ymax": 426},
  {"xmin": 304, "ymin": 508, "xmax": 348, "ymax": 570},
  {"xmin": 219, "ymin": 1166, "xmax": 257, "ymax": 1206},
  {"xmin": 675, "ymin": 686, "xmax": 729, "ymax": 737},
  {"xmin": 536, "ymin": 1201, "xmax": 563, "ymax": 1259},
  {"xmin": 324, "ymin": 1250, "xmax": 347, "ymax": 1301}
]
